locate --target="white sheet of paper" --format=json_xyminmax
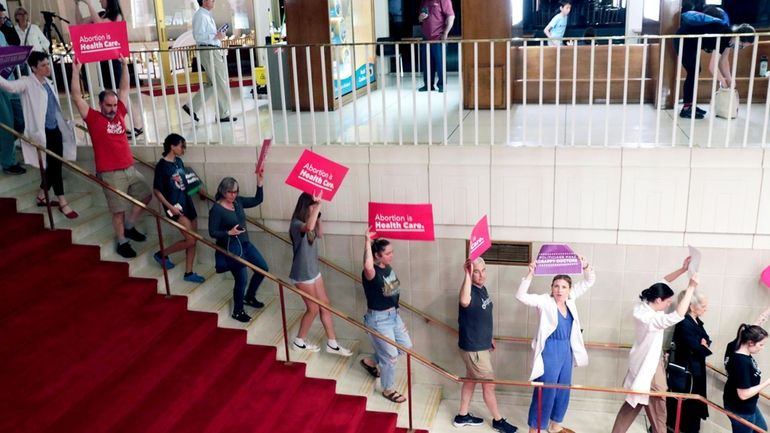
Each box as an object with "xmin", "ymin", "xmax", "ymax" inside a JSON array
[{"xmin": 688, "ymin": 245, "xmax": 702, "ymax": 275}]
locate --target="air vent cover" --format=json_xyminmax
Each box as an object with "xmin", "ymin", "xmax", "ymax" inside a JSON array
[{"xmin": 465, "ymin": 241, "xmax": 532, "ymax": 266}]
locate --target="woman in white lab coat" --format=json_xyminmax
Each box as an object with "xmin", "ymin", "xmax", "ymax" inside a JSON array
[{"xmin": 610, "ymin": 257, "xmax": 698, "ymax": 433}]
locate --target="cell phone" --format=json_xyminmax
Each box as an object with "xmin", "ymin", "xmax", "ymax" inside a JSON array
[
  {"xmin": 421, "ymin": 7, "xmax": 429, "ymax": 14},
  {"xmin": 218, "ymin": 23, "xmax": 230, "ymax": 33}
]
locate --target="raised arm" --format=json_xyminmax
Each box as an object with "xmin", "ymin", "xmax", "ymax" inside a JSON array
[
  {"xmin": 675, "ymin": 274, "xmax": 699, "ymax": 317},
  {"xmin": 459, "ymin": 259, "xmax": 473, "ymax": 307},
  {"xmin": 301, "ymin": 191, "xmax": 322, "ymax": 233},
  {"xmin": 70, "ymin": 61, "xmax": 90, "ymax": 119},
  {"xmin": 363, "ymin": 228, "xmax": 375, "ymax": 281},
  {"xmin": 664, "ymin": 256, "xmax": 691, "ymax": 283},
  {"xmin": 117, "ymin": 56, "xmax": 130, "ymax": 105},
  {"xmin": 570, "ymin": 255, "xmax": 596, "ymax": 299},
  {"xmin": 754, "ymin": 305, "xmax": 770, "ymax": 327},
  {"xmin": 516, "ymin": 261, "xmax": 546, "ymax": 306},
  {"xmin": 240, "ymin": 167, "xmax": 264, "ymax": 208}
]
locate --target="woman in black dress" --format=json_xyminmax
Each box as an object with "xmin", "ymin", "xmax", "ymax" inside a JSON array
[{"xmin": 666, "ymin": 291, "xmax": 711, "ymax": 433}]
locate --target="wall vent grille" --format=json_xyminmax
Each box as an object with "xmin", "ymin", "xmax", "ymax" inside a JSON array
[{"xmin": 466, "ymin": 241, "xmax": 532, "ymax": 266}]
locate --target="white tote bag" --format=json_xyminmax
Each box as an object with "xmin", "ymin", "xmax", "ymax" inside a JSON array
[{"xmin": 714, "ymin": 88, "xmax": 739, "ymax": 119}]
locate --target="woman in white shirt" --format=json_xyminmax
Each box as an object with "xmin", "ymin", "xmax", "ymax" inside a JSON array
[
  {"xmin": 13, "ymin": 7, "xmax": 49, "ymax": 53},
  {"xmin": 610, "ymin": 258, "xmax": 698, "ymax": 433},
  {"xmin": 517, "ymin": 256, "xmax": 595, "ymax": 433}
]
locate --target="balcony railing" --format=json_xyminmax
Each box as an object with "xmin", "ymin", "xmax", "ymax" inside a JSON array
[{"xmin": 31, "ymin": 32, "xmax": 769, "ymax": 148}]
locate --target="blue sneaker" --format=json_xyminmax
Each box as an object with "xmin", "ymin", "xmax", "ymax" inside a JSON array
[
  {"xmin": 183, "ymin": 272, "xmax": 205, "ymax": 283},
  {"xmin": 153, "ymin": 251, "xmax": 175, "ymax": 269}
]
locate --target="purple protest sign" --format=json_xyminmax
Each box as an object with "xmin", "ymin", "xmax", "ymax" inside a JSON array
[
  {"xmin": 534, "ymin": 244, "xmax": 582, "ymax": 276},
  {"xmin": 0, "ymin": 46, "xmax": 32, "ymax": 79}
]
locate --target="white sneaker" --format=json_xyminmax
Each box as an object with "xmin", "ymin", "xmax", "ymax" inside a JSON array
[
  {"xmin": 292, "ymin": 341, "xmax": 320, "ymax": 352},
  {"xmin": 326, "ymin": 343, "xmax": 352, "ymax": 357}
]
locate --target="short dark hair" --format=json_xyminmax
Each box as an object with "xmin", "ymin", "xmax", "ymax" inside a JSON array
[
  {"xmin": 197, "ymin": 0, "xmax": 204, "ymax": 6},
  {"xmin": 162, "ymin": 133, "xmax": 186, "ymax": 156},
  {"xmin": 98, "ymin": 89, "xmax": 118, "ymax": 103},
  {"xmin": 27, "ymin": 51, "xmax": 48, "ymax": 68},
  {"xmin": 560, "ymin": 0, "xmax": 572, "ymax": 7},
  {"xmin": 639, "ymin": 282, "xmax": 675, "ymax": 303},
  {"xmin": 732, "ymin": 23, "xmax": 756, "ymax": 44},
  {"xmin": 371, "ymin": 238, "xmax": 391, "ymax": 258}
]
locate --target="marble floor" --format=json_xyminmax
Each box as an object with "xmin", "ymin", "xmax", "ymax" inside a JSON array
[{"xmin": 64, "ymin": 72, "xmax": 770, "ymax": 149}]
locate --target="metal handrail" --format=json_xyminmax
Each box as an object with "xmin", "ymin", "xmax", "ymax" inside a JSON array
[{"xmin": 4, "ymin": 122, "xmax": 767, "ymax": 433}]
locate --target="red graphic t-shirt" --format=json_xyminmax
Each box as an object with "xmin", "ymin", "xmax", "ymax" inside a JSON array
[{"xmin": 85, "ymin": 100, "xmax": 134, "ymax": 173}]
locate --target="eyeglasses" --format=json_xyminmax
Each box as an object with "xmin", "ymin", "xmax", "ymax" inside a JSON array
[{"xmin": 226, "ymin": 189, "xmax": 239, "ymax": 194}]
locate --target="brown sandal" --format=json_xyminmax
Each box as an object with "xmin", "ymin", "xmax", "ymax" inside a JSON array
[
  {"xmin": 382, "ymin": 390, "xmax": 406, "ymax": 403},
  {"xmin": 360, "ymin": 359, "xmax": 379, "ymax": 378}
]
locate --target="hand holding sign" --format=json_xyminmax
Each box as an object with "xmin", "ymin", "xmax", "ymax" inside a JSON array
[{"xmin": 468, "ymin": 215, "xmax": 491, "ymax": 261}]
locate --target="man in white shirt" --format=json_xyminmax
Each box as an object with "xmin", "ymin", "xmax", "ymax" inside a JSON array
[{"xmin": 184, "ymin": 0, "xmax": 236, "ymax": 123}]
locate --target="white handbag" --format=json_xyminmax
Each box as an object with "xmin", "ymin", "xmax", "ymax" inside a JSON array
[{"xmin": 714, "ymin": 88, "xmax": 739, "ymax": 119}]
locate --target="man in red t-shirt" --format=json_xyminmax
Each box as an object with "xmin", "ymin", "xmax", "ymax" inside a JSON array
[
  {"xmin": 418, "ymin": 0, "xmax": 455, "ymax": 93},
  {"xmin": 72, "ymin": 57, "xmax": 152, "ymax": 259}
]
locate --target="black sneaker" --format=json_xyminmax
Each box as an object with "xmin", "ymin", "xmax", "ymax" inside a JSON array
[
  {"xmin": 231, "ymin": 310, "xmax": 251, "ymax": 323},
  {"xmin": 116, "ymin": 242, "xmax": 137, "ymax": 258},
  {"xmin": 453, "ymin": 413, "xmax": 484, "ymax": 427},
  {"xmin": 418, "ymin": 86, "xmax": 429, "ymax": 92},
  {"xmin": 436, "ymin": 86, "xmax": 444, "ymax": 93},
  {"xmin": 124, "ymin": 227, "xmax": 147, "ymax": 242},
  {"xmin": 182, "ymin": 104, "xmax": 200, "ymax": 122},
  {"xmin": 492, "ymin": 418, "xmax": 518, "ymax": 433},
  {"xmin": 695, "ymin": 106, "xmax": 707, "ymax": 116},
  {"xmin": 243, "ymin": 297, "xmax": 264, "ymax": 308},
  {"xmin": 679, "ymin": 106, "xmax": 704, "ymax": 119},
  {"xmin": 3, "ymin": 164, "xmax": 26, "ymax": 175}
]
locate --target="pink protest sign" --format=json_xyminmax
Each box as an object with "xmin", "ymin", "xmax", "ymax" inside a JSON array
[
  {"xmin": 534, "ymin": 244, "xmax": 582, "ymax": 276},
  {"xmin": 468, "ymin": 215, "xmax": 491, "ymax": 261},
  {"xmin": 69, "ymin": 21, "xmax": 130, "ymax": 63},
  {"xmin": 368, "ymin": 202, "xmax": 434, "ymax": 241},
  {"xmin": 284, "ymin": 149, "xmax": 349, "ymax": 201},
  {"xmin": 762, "ymin": 266, "xmax": 770, "ymax": 288},
  {"xmin": 255, "ymin": 138, "xmax": 271, "ymax": 174}
]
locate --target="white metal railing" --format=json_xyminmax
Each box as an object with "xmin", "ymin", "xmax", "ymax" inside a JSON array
[{"xmin": 42, "ymin": 32, "xmax": 770, "ymax": 148}]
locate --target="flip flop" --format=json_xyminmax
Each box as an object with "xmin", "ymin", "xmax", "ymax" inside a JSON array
[
  {"xmin": 382, "ymin": 390, "xmax": 406, "ymax": 403},
  {"xmin": 36, "ymin": 197, "xmax": 59, "ymax": 207},
  {"xmin": 360, "ymin": 359, "xmax": 379, "ymax": 378}
]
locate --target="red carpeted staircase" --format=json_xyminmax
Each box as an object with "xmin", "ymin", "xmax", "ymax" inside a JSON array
[{"xmin": 0, "ymin": 197, "xmax": 427, "ymax": 433}]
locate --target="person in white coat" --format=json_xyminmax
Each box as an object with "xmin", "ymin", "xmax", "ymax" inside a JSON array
[
  {"xmin": 517, "ymin": 256, "xmax": 595, "ymax": 433},
  {"xmin": 13, "ymin": 7, "xmax": 50, "ymax": 53},
  {"xmin": 610, "ymin": 257, "xmax": 698, "ymax": 433},
  {"xmin": 0, "ymin": 51, "xmax": 78, "ymax": 218}
]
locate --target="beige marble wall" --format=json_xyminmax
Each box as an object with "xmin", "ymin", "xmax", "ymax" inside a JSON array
[{"xmin": 72, "ymin": 144, "xmax": 770, "ymax": 425}]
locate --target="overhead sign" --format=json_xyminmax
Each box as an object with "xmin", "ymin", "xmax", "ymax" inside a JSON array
[
  {"xmin": 534, "ymin": 244, "xmax": 582, "ymax": 276},
  {"xmin": 368, "ymin": 202, "xmax": 435, "ymax": 241},
  {"xmin": 69, "ymin": 21, "xmax": 130, "ymax": 63},
  {"xmin": 284, "ymin": 149, "xmax": 349, "ymax": 201}
]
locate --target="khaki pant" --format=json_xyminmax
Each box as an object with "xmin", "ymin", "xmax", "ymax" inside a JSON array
[
  {"xmin": 611, "ymin": 359, "xmax": 667, "ymax": 433},
  {"xmin": 192, "ymin": 48, "xmax": 230, "ymax": 118}
]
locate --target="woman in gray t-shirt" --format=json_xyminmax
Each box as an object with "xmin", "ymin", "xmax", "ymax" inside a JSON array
[{"xmin": 288, "ymin": 192, "xmax": 351, "ymax": 357}]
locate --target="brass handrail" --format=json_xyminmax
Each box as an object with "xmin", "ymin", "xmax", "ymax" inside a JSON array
[{"xmin": 5, "ymin": 123, "xmax": 767, "ymax": 433}]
